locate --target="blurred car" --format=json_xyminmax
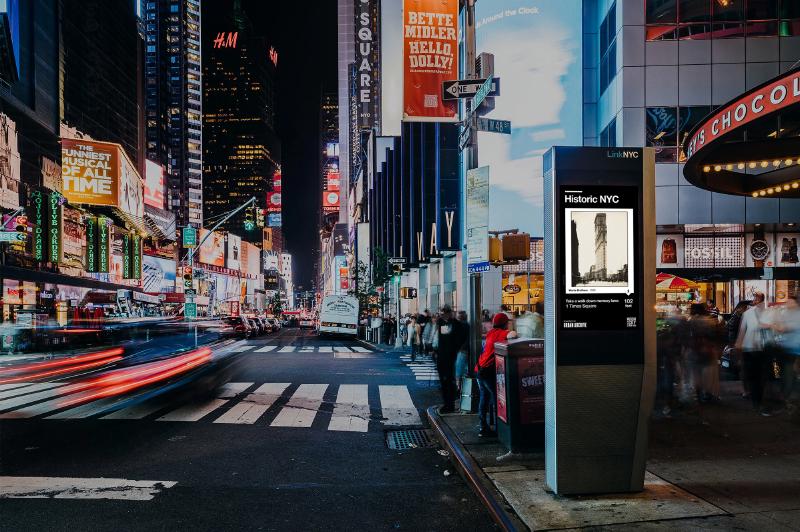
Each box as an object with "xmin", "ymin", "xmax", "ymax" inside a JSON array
[
  {"xmin": 257, "ymin": 317, "xmax": 272, "ymax": 334},
  {"xmin": 224, "ymin": 316, "xmax": 252, "ymax": 338},
  {"xmin": 299, "ymin": 318, "xmax": 315, "ymax": 329},
  {"xmin": 266, "ymin": 317, "xmax": 281, "ymax": 331},
  {"xmin": 247, "ymin": 317, "xmax": 263, "ymax": 336}
]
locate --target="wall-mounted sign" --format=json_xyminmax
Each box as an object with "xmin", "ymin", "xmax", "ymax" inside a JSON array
[
  {"xmin": 97, "ymin": 218, "xmax": 110, "ymax": 273},
  {"xmin": 355, "ymin": 0, "xmax": 380, "ymax": 129},
  {"xmin": 268, "ymin": 213, "xmax": 282, "ymax": 227},
  {"xmin": 266, "ymin": 191, "xmax": 281, "ymax": 213},
  {"xmin": 41, "ymin": 156, "xmax": 62, "ymax": 193},
  {"xmin": 86, "ymin": 216, "xmax": 98, "ymax": 272},
  {"xmin": 122, "ymin": 232, "xmax": 131, "ymax": 279},
  {"xmin": 212, "ymin": 31, "xmax": 238, "ymax": 49},
  {"xmin": 30, "ymin": 190, "xmax": 45, "ymax": 261},
  {"xmin": 47, "ymin": 192, "xmax": 62, "ymax": 263},
  {"xmin": 466, "ymin": 166, "xmax": 489, "ymax": 273}
]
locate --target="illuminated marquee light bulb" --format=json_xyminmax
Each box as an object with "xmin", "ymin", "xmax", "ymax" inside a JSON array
[
  {"xmin": 760, "ymin": 190, "xmax": 767, "ymax": 196},
  {"xmin": 703, "ymin": 166, "xmax": 711, "ymax": 172},
  {"xmin": 725, "ymin": 164, "xmax": 733, "ymax": 170},
  {"xmin": 749, "ymin": 162, "xmax": 757, "ymax": 169},
  {"xmin": 714, "ymin": 165, "xmax": 722, "ymax": 172},
  {"xmin": 738, "ymin": 163, "xmax": 745, "ymax": 170},
  {"xmin": 793, "ymin": 182, "xmax": 800, "ymax": 189},
  {"xmin": 786, "ymin": 159, "xmax": 794, "ymax": 166},
  {"xmin": 752, "ymin": 192, "xmax": 759, "ymax": 198},
  {"xmin": 767, "ymin": 188, "xmax": 774, "ymax": 194},
  {"xmin": 761, "ymin": 161, "xmax": 769, "ymax": 168},
  {"xmin": 773, "ymin": 160, "xmax": 781, "ymax": 167},
  {"xmin": 784, "ymin": 184, "xmax": 791, "ymax": 191}
]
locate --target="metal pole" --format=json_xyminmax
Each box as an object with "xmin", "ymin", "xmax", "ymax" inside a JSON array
[{"xmin": 465, "ymin": 0, "xmax": 482, "ymax": 374}]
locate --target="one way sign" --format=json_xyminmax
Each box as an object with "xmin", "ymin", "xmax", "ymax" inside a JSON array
[{"xmin": 442, "ymin": 78, "xmax": 500, "ymax": 101}]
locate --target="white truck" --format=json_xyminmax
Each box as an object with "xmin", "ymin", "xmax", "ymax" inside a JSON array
[{"xmin": 318, "ymin": 295, "xmax": 359, "ymax": 337}]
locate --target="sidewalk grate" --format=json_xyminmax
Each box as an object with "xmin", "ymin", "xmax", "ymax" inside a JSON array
[{"xmin": 385, "ymin": 429, "xmax": 438, "ymax": 450}]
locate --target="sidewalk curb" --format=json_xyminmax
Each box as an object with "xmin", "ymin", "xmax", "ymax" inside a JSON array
[{"xmin": 426, "ymin": 406, "xmax": 527, "ymax": 532}]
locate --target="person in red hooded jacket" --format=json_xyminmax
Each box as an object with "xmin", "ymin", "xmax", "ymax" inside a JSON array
[{"xmin": 474, "ymin": 312, "xmax": 517, "ymax": 437}]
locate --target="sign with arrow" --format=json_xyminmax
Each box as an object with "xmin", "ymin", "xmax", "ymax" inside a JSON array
[
  {"xmin": 471, "ymin": 76, "xmax": 496, "ymax": 113},
  {"xmin": 458, "ymin": 124, "xmax": 474, "ymax": 151},
  {"xmin": 388, "ymin": 257, "xmax": 407, "ymax": 265},
  {"xmin": 0, "ymin": 232, "xmax": 27, "ymax": 242},
  {"xmin": 442, "ymin": 78, "xmax": 500, "ymax": 101}
]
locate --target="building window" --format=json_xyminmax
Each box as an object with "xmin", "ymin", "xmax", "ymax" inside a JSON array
[
  {"xmin": 599, "ymin": 118, "xmax": 617, "ymax": 147},
  {"xmin": 645, "ymin": 0, "xmax": 796, "ymax": 40},
  {"xmin": 599, "ymin": 3, "xmax": 617, "ymax": 95},
  {"xmin": 647, "ymin": 107, "xmax": 678, "ymax": 163}
]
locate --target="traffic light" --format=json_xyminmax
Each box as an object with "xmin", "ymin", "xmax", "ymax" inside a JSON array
[
  {"xmin": 183, "ymin": 265, "xmax": 193, "ymax": 289},
  {"xmin": 256, "ymin": 208, "xmax": 267, "ymax": 228},
  {"xmin": 243, "ymin": 206, "xmax": 255, "ymax": 231},
  {"xmin": 392, "ymin": 264, "xmax": 402, "ymax": 283},
  {"xmin": 14, "ymin": 215, "xmax": 27, "ymax": 233}
]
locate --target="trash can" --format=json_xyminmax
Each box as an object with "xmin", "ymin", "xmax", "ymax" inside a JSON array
[{"xmin": 495, "ymin": 338, "xmax": 545, "ymax": 452}]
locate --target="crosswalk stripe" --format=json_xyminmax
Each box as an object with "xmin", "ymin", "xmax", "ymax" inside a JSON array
[
  {"xmin": 333, "ymin": 346, "xmax": 352, "ymax": 352},
  {"xmin": 0, "ymin": 382, "xmax": 35, "ymax": 392},
  {"xmin": 350, "ymin": 347, "xmax": 371, "ymax": 353},
  {"xmin": 379, "ymin": 385, "xmax": 421, "ymax": 426},
  {"xmin": 101, "ymin": 402, "xmax": 166, "ymax": 420},
  {"xmin": 299, "ymin": 346, "xmax": 315, "ymax": 352},
  {"xmin": 255, "ymin": 345, "xmax": 277, "ymax": 352},
  {"xmin": 46, "ymin": 398, "xmax": 119, "ymax": 419},
  {"xmin": 328, "ymin": 384, "xmax": 369, "ymax": 432},
  {"xmin": 231, "ymin": 344, "xmax": 255, "ymax": 353},
  {"xmin": 0, "ymin": 382, "xmax": 63, "ymax": 401},
  {"xmin": 270, "ymin": 384, "xmax": 328, "ymax": 427},
  {"xmin": 218, "ymin": 382, "xmax": 254, "ymax": 398},
  {"xmin": 317, "ymin": 346, "xmax": 333, "ymax": 352},
  {"xmin": 0, "ymin": 476, "xmax": 177, "ymax": 501},
  {"xmin": 278, "ymin": 346, "xmax": 295, "ymax": 353},
  {"xmin": 156, "ymin": 382, "xmax": 251, "ymax": 422},
  {"xmin": 213, "ymin": 383, "xmax": 290, "ymax": 425},
  {"xmin": 0, "ymin": 385, "xmax": 76, "ymax": 417},
  {"xmin": 157, "ymin": 398, "xmax": 228, "ymax": 422}
]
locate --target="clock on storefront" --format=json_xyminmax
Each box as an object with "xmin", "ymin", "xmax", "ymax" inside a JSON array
[{"xmin": 750, "ymin": 239, "xmax": 770, "ymax": 267}]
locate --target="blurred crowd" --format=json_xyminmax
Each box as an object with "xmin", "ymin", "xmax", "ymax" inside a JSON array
[{"xmin": 657, "ymin": 292, "xmax": 800, "ymax": 418}]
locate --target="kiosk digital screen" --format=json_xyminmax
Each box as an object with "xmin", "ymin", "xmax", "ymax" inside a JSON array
[{"xmin": 559, "ymin": 185, "xmax": 639, "ymax": 331}]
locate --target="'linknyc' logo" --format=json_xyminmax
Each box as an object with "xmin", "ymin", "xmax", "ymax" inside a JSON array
[{"xmin": 607, "ymin": 150, "xmax": 639, "ymax": 159}]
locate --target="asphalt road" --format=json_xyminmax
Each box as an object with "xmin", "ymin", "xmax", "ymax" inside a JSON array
[{"xmin": 0, "ymin": 328, "xmax": 497, "ymax": 531}]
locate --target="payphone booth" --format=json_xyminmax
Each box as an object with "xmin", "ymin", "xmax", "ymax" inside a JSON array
[{"xmin": 543, "ymin": 146, "xmax": 656, "ymax": 495}]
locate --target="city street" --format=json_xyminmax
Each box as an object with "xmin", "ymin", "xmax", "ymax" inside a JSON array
[{"xmin": 0, "ymin": 328, "xmax": 496, "ymax": 531}]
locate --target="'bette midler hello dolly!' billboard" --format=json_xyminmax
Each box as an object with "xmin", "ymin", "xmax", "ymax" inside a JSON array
[{"xmin": 402, "ymin": 0, "xmax": 458, "ymax": 122}]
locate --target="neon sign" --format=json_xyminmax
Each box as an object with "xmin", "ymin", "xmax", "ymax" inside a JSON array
[{"xmin": 213, "ymin": 32, "xmax": 238, "ymax": 49}]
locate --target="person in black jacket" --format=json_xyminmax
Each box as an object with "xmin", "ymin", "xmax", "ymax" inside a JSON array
[{"xmin": 435, "ymin": 305, "xmax": 468, "ymax": 413}]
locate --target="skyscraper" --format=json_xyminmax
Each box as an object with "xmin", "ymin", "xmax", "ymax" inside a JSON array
[
  {"xmin": 202, "ymin": 0, "xmax": 280, "ymax": 245},
  {"xmin": 594, "ymin": 213, "xmax": 607, "ymax": 280},
  {"xmin": 61, "ymin": 0, "xmax": 143, "ymax": 171},
  {"xmin": 143, "ymin": 0, "xmax": 202, "ymax": 228}
]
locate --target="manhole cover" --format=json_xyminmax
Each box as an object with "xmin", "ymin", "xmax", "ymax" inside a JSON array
[{"xmin": 385, "ymin": 429, "xmax": 438, "ymax": 450}]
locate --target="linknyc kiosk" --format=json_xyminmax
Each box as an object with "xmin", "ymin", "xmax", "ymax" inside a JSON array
[{"xmin": 543, "ymin": 146, "xmax": 656, "ymax": 495}]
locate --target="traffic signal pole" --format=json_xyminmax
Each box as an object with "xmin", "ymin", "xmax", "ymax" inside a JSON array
[
  {"xmin": 181, "ymin": 196, "xmax": 256, "ymax": 319},
  {"xmin": 464, "ymin": 0, "xmax": 482, "ymax": 375}
]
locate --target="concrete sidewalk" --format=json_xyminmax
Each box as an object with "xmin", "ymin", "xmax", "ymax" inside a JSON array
[{"xmin": 428, "ymin": 397, "xmax": 800, "ymax": 531}]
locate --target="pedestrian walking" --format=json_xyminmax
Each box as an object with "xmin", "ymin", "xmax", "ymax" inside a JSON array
[
  {"xmin": 435, "ymin": 305, "xmax": 468, "ymax": 414},
  {"xmin": 474, "ymin": 312, "xmax": 517, "ymax": 437},
  {"xmin": 454, "ymin": 310, "xmax": 470, "ymax": 396},
  {"xmin": 407, "ymin": 315, "xmax": 420, "ymax": 361},
  {"xmin": 736, "ymin": 291, "xmax": 771, "ymax": 415}
]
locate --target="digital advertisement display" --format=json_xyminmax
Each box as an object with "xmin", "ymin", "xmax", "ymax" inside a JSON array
[
  {"xmin": 559, "ymin": 186, "xmax": 639, "ymax": 331},
  {"xmin": 476, "ymin": 1, "xmax": 582, "ymax": 236},
  {"xmin": 198, "ymin": 229, "xmax": 225, "ymax": 267},
  {"xmin": 144, "ymin": 160, "xmax": 165, "ymax": 209}
]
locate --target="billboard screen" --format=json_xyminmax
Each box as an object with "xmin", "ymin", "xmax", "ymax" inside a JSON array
[
  {"xmin": 402, "ymin": 0, "xmax": 458, "ymax": 122},
  {"xmin": 476, "ymin": 0, "xmax": 582, "ymax": 236},
  {"xmin": 144, "ymin": 159, "xmax": 165, "ymax": 209},
  {"xmin": 198, "ymin": 229, "xmax": 225, "ymax": 267},
  {"xmin": 322, "ymin": 190, "xmax": 340, "ymax": 212},
  {"xmin": 62, "ymin": 138, "xmax": 119, "ymax": 207},
  {"xmin": 143, "ymin": 255, "xmax": 176, "ymax": 293},
  {"xmin": 266, "ymin": 191, "xmax": 281, "ymax": 213},
  {"xmin": 226, "ymin": 233, "xmax": 242, "ymax": 270},
  {"xmin": 62, "ymin": 138, "xmax": 144, "ymax": 219},
  {"xmin": 268, "ymin": 213, "xmax": 282, "ymax": 227}
]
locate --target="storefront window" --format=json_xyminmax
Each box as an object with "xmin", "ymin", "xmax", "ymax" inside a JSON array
[
  {"xmin": 781, "ymin": 0, "xmax": 800, "ymax": 19},
  {"xmin": 647, "ymin": 106, "xmax": 678, "ymax": 163}
]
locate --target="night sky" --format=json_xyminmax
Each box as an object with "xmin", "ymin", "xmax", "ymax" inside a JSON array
[{"xmin": 241, "ymin": 1, "xmax": 338, "ymax": 289}]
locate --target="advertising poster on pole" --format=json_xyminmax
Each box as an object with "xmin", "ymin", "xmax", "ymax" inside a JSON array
[
  {"xmin": 466, "ymin": 166, "xmax": 489, "ymax": 273},
  {"xmin": 402, "ymin": 0, "xmax": 458, "ymax": 122}
]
